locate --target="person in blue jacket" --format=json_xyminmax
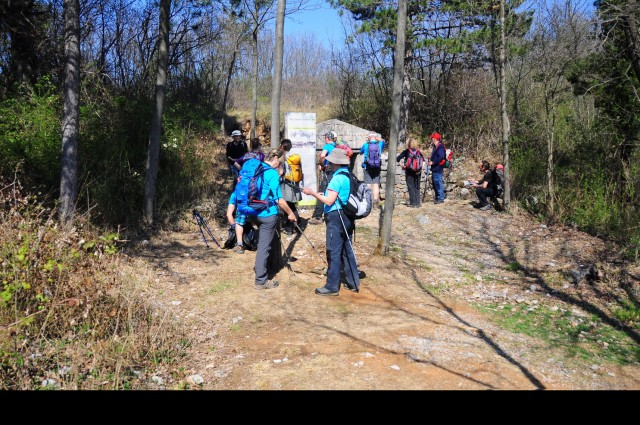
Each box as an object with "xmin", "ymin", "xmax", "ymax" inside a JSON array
[
  {"xmin": 360, "ymin": 132, "xmax": 385, "ymax": 208},
  {"xmin": 427, "ymin": 132, "xmax": 446, "ymax": 204}
]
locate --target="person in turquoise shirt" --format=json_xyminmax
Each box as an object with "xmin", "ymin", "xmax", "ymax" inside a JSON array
[
  {"xmin": 251, "ymin": 149, "xmax": 296, "ymax": 290},
  {"xmin": 303, "ymin": 148, "xmax": 360, "ymax": 296},
  {"xmin": 360, "ymin": 132, "xmax": 385, "ymax": 208},
  {"xmin": 309, "ymin": 131, "xmax": 338, "ymax": 225}
]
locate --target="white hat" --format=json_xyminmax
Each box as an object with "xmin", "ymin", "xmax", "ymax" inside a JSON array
[{"xmin": 231, "ymin": 130, "xmax": 242, "ymax": 137}]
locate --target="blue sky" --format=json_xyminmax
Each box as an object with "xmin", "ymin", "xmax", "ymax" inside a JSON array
[{"xmin": 283, "ymin": 0, "xmax": 345, "ymax": 47}]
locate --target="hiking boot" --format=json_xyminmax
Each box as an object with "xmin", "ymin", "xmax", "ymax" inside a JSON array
[
  {"xmin": 434, "ymin": 200, "xmax": 444, "ymax": 204},
  {"xmin": 233, "ymin": 244, "xmax": 245, "ymax": 254},
  {"xmin": 315, "ymin": 287, "xmax": 339, "ymax": 296},
  {"xmin": 479, "ymin": 204, "xmax": 492, "ymax": 211},
  {"xmin": 255, "ymin": 280, "xmax": 279, "ymax": 290},
  {"xmin": 309, "ymin": 217, "xmax": 323, "ymax": 225}
]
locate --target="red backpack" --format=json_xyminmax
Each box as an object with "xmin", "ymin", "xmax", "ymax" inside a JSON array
[{"xmin": 405, "ymin": 148, "xmax": 423, "ymax": 172}]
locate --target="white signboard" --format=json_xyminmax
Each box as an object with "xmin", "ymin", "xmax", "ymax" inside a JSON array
[{"xmin": 284, "ymin": 112, "xmax": 317, "ymax": 206}]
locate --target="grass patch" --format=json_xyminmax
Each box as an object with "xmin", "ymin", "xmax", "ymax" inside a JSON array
[
  {"xmin": 506, "ymin": 262, "xmax": 521, "ymax": 272},
  {"xmin": 206, "ymin": 281, "xmax": 235, "ymax": 295},
  {"xmin": 613, "ymin": 300, "xmax": 640, "ymax": 328},
  {"xmin": 476, "ymin": 303, "xmax": 640, "ymax": 365}
]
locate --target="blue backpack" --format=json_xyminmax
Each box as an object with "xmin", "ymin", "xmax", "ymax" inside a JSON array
[
  {"xmin": 235, "ymin": 158, "xmax": 272, "ymax": 216},
  {"xmin": 366, "ymin": 141, "xmax": 381, "ymax": 168}
]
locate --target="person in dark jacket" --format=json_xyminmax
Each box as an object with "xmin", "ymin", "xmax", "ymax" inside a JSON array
[
  {"xmin": 469, "ymin": 160, "xmax": 495, "ymax": 211},
  {"xmin": 225, "ymin": 130, "xmax": 248, "ymax": 188},
  {"xmin": 426, "ymin": 132, "xmax": 446, "ymax": 204},
  {"xmin": 396, "ymin": 137, "xmax": 425, "ymax": 208}
]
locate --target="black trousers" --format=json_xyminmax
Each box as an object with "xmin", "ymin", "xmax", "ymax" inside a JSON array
[
  {"xmin": 476, "ymin": 187, "xmax": 494, "ymax": 206},
  {"xmin": 406, "ymin": 171, "xmax": 421, "ymax": 206}
]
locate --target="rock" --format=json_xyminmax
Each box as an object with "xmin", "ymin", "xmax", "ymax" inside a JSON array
[
  {"xmin": 516, "ymin": 298, "xmax": 525, "ymax": 303},
  {"xmin": 186, "ymin": 374, "xmax": 204, "ymax": 385},
  {"xmin": 390, "ymin": 365, "xmax": 400, "ymax": 371},
  {"xmin": 151, "ymin": 375, "xmax": 164, "ymax": 385}
]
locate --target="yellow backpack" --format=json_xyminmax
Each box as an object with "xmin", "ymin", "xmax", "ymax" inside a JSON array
[{"xmin": 285, "ymin": 154, "xmax": 303, "ymax": 182}]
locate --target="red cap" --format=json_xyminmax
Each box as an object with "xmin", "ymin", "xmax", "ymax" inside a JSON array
[{"xmin": 430, "ymin": 132, "xmax": 441, "ymax": 141}]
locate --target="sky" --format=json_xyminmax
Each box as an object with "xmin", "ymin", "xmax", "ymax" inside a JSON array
[{"xmin": 283, "ymin": 0, "xmax": 346, "ymax": 47}]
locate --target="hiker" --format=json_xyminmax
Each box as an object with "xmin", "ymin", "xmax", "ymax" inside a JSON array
[
  {"xmin": 225, "ymin": 130, "xmax": 248, "ymax": 187},
  {"xmin": 360, "ymin": 132, "xmax": 385, "ymax": 208},
  {"xmin": 426, "ymin": 132, "xmax": 446, "ymax": 204},
  {"xmin": 469, "ymin": 160, "xmax": 495, "ymax": 211},
  {"xmin": 309, "ymin": 131, "xmax": 339, "ymax": 225},
  {"xmin": 278, "ymin": 138, "xmax": 302, "ymax": 235},
  {"xmin": 235, "ymin": 137, "xmax": 264, "ymax": 170},
  {"xmin": 302, "ymin": 148, "xmax": 360, "ymax": 296},
  {"xmin": 396, "ymin": 137, "xmax": 425, "ymax": 208},
  {"xmin": 252, "ymin": 148, "xmax": 297, "ymax": 289}
]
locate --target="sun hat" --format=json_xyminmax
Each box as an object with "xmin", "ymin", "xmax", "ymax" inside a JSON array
[
  {"xmin": 325, "ymin": 147, "xmax": 350, "ymax": 165},
  {"xmin": 231, "ymin": 130, "xmax": 242, "ymax": 137}
]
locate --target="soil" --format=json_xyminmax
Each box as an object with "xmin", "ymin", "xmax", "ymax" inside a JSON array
[{"xmin": 126, "ymin": 179, "xmax": 640, "ymax": 390}]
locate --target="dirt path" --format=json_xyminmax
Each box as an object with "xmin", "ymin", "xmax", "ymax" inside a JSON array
[{"xmin": 127, "ymin": 196, "xmax": 640, "ymax": 390}]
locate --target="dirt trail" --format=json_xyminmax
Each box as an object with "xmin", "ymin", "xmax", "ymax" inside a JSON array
[{"xmin": 127, "ymin": 196, "xmax": 640, "ymax": 390}]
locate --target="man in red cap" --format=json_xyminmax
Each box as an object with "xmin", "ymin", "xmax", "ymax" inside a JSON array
[{"xmin": 427, "ymin": 132, "xmax": 446, "ymax": 204}]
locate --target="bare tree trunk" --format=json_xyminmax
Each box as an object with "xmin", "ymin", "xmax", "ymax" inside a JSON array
[
  {"xmin": 143, "ymin": 0, "xmax": 170, "ymax": 226},
  {"xmin": 59, "ymin": 0, "xmax": 80, "ymax": 227},
  {"xmin": 378, "ymin": 0, "xmax": 407, "ymax": 256},
  {"xmin": 499, "ymin": 0, "xmax": 511, "ymax": 210},
  {"xmin": 544, "ymin": 93, "xmax": 556, "ymax": 216},
  {"xmin": 270, "ymin": 0, "xmax": 286, "ymax": 148},
  {"xmin": 399, "ymin": 47, "xmax": 413, "ymax": 151},
  {"xmin": 251, "ymin": 25, "xmax": 259, "ymax": 140}
]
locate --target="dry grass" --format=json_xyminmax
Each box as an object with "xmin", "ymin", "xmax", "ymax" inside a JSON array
[{"xmin": 0, "ymin": 179, "xmax": 189, "ymax": 390}]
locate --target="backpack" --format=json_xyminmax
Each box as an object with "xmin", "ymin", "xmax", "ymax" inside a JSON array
[
  {"xmin": 284, "ymin": 154, "xmax": 303, "ymax": 183},
  {"xmin": 335, "ymin": 169, "xmax": 372, "ymax": 220},
  {"xmin": 405, "ymin": 148, "xmax": 423, "ymax": 172},
  {"xmin": 223, "ymin": 223, "xmax": 259, "ymax": 251},
  {"xmin": 336, "ymin": 141, "xmax": 353, "ymax": 158},
  {"xmin": 438, "ymin": 146, "xmax": 453, "ymax": 168},
  {"xmin": 235, "ymin": 158, "xmax": 272, "ymax": 216},
  {"xmin": 492, "ymin": 164, "xmax": 505, "ymax": 198},
  {"xmin": 366, "ymin": 141, "xmax": 381, "ymax": 168}
]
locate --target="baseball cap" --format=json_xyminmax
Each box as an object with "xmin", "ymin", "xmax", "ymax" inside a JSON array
[
  {"xmin": 325, "ymin": 131, "xmax": 337, "ymax": 140},
  {"xmin": 429, "ymin": 132, "xmax": 441, "ymax": 141}
]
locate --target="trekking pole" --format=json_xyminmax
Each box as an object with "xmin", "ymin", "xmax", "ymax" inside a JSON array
[
  {"xmin": 293, "ymin": 222, "xmax": 328, "ymax": 267},
  {"xmin": 337, "ymin": 209, "xmax": 360, "ymax": 291},
  {"xmin": 192, "ymin": 209, "xmax": 221, "ymax": 248},
  {"xmin": 275, "ymin": 228, "xmax": 295, "ymax": 274}
]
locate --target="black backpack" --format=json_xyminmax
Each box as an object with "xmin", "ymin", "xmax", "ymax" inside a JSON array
[
  {"xmin": 223, "ymin": 223, "xmax": 259, "ymax": 251},
  {"xmin": 492, "ymin": 165, "xmax": 504, "ymax": 198}
]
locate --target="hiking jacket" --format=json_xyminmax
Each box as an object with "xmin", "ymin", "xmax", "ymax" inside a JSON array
[{"xmin": 429, "ymin": 142, "xmax": 446, "ymax": 174}]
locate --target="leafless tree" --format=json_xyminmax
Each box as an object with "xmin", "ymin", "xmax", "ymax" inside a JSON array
[
  {"xmin": 378, "ymin": 0, "xmax": 406, "ymax": 256},
  {"xmin": 59, "ymin": 0, "xmax": 80, "ymax": 227},
  {"xmin": 143, "ymin": 0, "xmax": 170, "ymax": 225}
]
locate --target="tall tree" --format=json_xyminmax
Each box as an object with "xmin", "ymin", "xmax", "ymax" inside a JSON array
[
  {"xmin": 378, "ymin": 0, "xmax": 406, "ymax": 256},
  {"xmin": 270, "ymin": 0, "xmax": 286, "ymax": 147},
  {"xmin": 499, "ymin": 0, "xmax": 512, "ymax": 211},
  {"xmin": 143, "ymin": 0, "xmax": 170, "ymax": 225},
  {"xmin": 59, "ymin": 0, "xmax": 80, "ymax": 227}
]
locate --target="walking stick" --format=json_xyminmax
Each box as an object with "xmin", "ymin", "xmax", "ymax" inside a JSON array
[
  {"xmin": 193, "ymin": 209, "xmax": 221, "ymax": 248},
  {"xmin": 294, "ymin": 222, "xmax": 328, "ymax": 267}
]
